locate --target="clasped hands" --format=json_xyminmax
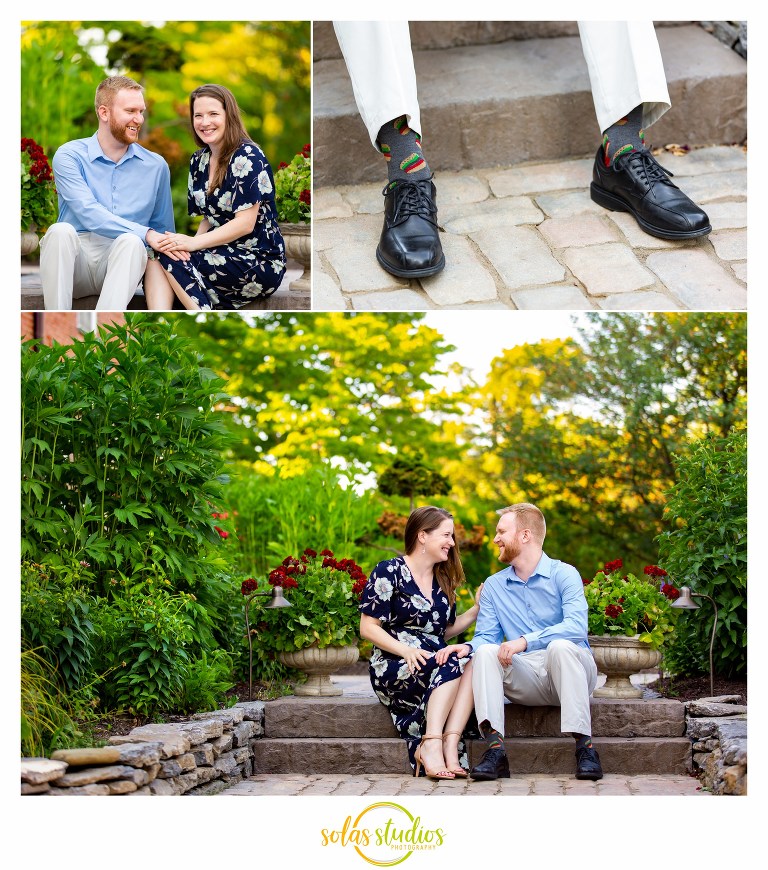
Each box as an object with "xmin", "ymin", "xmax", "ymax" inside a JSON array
[
  {"xmin": 402, "ymin": 643, "xmax": 471, "ymax": 675},
  {"xmin": 146, "ymin": 228, "xmax": 195, "ymax": 261}
]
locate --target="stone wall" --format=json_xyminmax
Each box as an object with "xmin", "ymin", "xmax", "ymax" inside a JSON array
[
  {"xmin": 685, "ymin": 696, "xmax": 747, "ymax": 795},
  {"xmin": 21, "ymin": 701, "xmax": 265, "ymax": 796}
]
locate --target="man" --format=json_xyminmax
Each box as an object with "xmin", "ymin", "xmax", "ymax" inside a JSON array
[
  {"xmin": 332, "ymin": 21, "xmax": 710, "ymax": 279},
  {"xmin": 467, "ymin": 503, "xmax": 603, "ymax": 781},
  {"xmin": 40, "ymin": 75, "xmax": 178, "ymax": 311}
]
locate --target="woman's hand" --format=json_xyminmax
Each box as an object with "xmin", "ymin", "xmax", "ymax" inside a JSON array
[
  {"xmin": 434, "ymin": 643, "xmax": 471, "ymax": 665},
  {"xmin": 156, "ymin": 232, "xmax": 199, "ymax": 254},
  {"xmin": 401, "ymin": 646, "xmax": 433, "ymax": 674}
]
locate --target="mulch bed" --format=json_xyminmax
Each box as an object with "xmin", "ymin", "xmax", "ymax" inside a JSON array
[{"xmin": 647, "ymin": 674, "xmax": 747, "ymax": 704}]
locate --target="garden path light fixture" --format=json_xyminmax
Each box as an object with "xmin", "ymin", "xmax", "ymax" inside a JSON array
[
  {"xmin": 245, "ymin": 586, "xmax": 292, "ymax": 701},
  {"xmin": 671, "ymin": 586, "xmax": 718, "ymax": 698}
]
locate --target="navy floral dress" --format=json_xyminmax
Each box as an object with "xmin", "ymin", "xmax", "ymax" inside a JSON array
[
  {"xmin": 158, "ymin": 141, "xmax": 286, "ymax": 310},
  {"xmin": 360, "ymin": 556, "xmax": 471, "ymax": 774}
]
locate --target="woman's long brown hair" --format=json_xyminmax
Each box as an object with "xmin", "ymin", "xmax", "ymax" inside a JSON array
[
  {"xmin": 189, "ymin": 84, "xmax": 254, "ymax": 195},
  {"xmin": 404, "ymin": 506, "xmax": 465, "ymax": 605}
]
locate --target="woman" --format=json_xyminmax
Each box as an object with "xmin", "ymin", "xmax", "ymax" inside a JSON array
[
  {"xmin": 360, "ymin": 506, "xmax": 480, "ymax": 780},
  {"xmin": 145, "ymin": 84, "xmax": 286, "ymax": 310}
]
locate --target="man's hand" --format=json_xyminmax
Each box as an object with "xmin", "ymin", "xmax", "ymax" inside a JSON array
[
  {"xmin": 156, "ymin": 231, "xmax": 199, "ymax": 254},
  {"xmin": 146, "ymin": 228, "xmax": 190, "ymax": 261},
  {"xmin": 497, "ymin": 637, "xmax": 527, "ymax": 666}
]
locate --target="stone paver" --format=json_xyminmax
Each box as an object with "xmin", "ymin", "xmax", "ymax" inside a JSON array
[
  {"xmin": 221, "ymin": 772, "xmax": 708, "ymax": 797},
  {"xmin": 314, "ymin": 145, "xmax": 746, "ymax": 310}
]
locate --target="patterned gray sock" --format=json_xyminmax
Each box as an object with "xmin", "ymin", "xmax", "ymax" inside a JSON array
[
  {"xmin": 601, "ymin": 104, "xmax": 645, "ymax": 166},
  {"xmin": 377, "ymin": 115, "xmax": 431, "ymax": 182}
]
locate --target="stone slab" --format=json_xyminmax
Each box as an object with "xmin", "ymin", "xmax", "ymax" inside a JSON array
[
  {"xmin": 471, "ymin": 225, "xmax": 565, "ymax": 289},
  {"xmin": 645, "ymin": 249, "xmax": 747, "ymax": 309},
  {"xmin": 511, "ymin": 285, "xmax": 594, "ymax": 310},
  {"xmin": 422, "ymin": 233, "xmax": 499, "ymax": 305},
  {"xmin": 564, "ymin": 244, "xmax": 655, "ymax": 295},
  {"xmin": 253, "ymin": 736, "xmax": 690, "ymax": 775},
  {"xmin": 687, "ymin": 700, "xmax": 748, "ymax": 718},
  {"xmin": 264, "ymin": 696, "xmax": 685, "ymax": 739},
  {"xmin": 441, "ymin": 197, "xmax": 544, "ymax": 235},
  {"xmin": 314, "ymin": 26, "xmax": 745, "ymax": 186},
  {"xmin": 21, "ymin": 758, "xmax": 67, "ymax": 785},
  {"xmin": 53, "ymin": 741, "xmax": 162, "ymax": 768},
  {"xmin": 351, "ymin": 289, "xmax": 435, "ymax": 311}
]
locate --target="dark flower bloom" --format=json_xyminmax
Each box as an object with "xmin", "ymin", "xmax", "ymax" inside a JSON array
[
  {"xmin": 661, "ymin": 583, "xmax": 680, "ymax": 600},
  {"xmin": 644, "ymin": 565, "xmax": 668, "ymax": 578},
  {"xmin": 269, "ymin": 568, "xmax": 287, "ymax": 586},
  {"xmin": 278, "ymin": 161, "xmax": 289, "ymax": 169},
  {"xmin": 320, "ymin": 549, "xmax": 334, "ymax": 557},
  {"xmin": 299, "ymin": 188, "xmax": 311, "ymax": 205},
  {"xmin": 303, "ymin": 548, "xmax": 317, "ymax": 558},
  {"xmin": 604, "ymin": 604, "xmax": 624, "ymax": 618},
  {"xmin": 241, "ymin": 578, "xmax": 258, "ymax": 596},
  {"xmin": 582, "ymin": 577, "xmax": 591, "ymax": 586},
  {"xmin": 603, "ymin": 559, "xmax": 623, "ymax": 573},
  {"xmin": 214, "ymin": 526, "xmax": 229, "ymax": 539}
]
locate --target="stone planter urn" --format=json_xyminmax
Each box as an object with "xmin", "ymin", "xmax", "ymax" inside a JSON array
[
  {"xmin": 281, "ymin": 222, "xmax": 311, "ymax": 293},
  {"xmin": 278, "ymin": 642, "xmax": 359, "ymax": 697},
  {"xmin": 589, "ymin": 635, "xmax": 661, "ymax": 699},
  {"xmin": 21, "ymin": 227, "xmax": 39, "ymax": 256}
]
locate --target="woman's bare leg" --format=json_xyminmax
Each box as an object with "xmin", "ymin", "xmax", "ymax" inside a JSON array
[
  {"xmin": 442, "ymin": 660, "xmax": 475, "ymax": 771},
  {"xmin": 143, "ymin": 259, "xmax": 175, "ymax": 310}
]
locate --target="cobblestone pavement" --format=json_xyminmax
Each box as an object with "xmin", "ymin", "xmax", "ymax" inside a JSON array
[
  {"xmin": 223, "ymin": 772, "xmax": 708, "ymax": 796},
  {"xmin": 314, "ymin": 145, "xmax": 747, "ymax": 311}
]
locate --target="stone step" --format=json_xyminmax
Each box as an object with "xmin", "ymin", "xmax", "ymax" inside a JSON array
[
  {"xmin": 264, "ymin": 696, "xmax": 685, "ymax": 739},
  {"xmin": 253, "ymin": 736, "xmax": 691, "ymax": 776},
  {"xmin": 313, "ymin": 24, "xmax": 746, "ymax": 186},
  {"xmin": 313, "ymin": 21, "xmax": 695, "ymax": 59}
]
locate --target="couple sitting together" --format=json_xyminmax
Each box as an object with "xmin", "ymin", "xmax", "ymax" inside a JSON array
[
  {"xmin": 360, "ymin": 502, "xmax": 603, "ymax": 781},
  {"xmin": 40, "ymin": 76, "xmax": 286, "ymax": 311}
]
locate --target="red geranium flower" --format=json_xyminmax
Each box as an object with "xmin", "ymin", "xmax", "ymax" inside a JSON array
[
  {"xmin": 605, "ymin": 604, "xmax": 624, "ymax": 618},
  {"xmin": 644, "ymin": 565, "xmax": 668, "ymax": 578},
  {"xmin": 241, "ymin": 578, "xmax": 258, "ymax": 595},
  {"xmin": 603, "ymin": 559, "xmax": 623, "ymax": 573},
  {"xmin": 214, "ymin": 526, "xmax": 229, "ymax": 539},
  {"xmin": 303, "ymin": 548, "xmax": 317, "ymax": 558},
  {"xmin": 661, "ymin": 583, "xmax": 680, "ymax": 600},
  {"xmin": 299, "ymin": 188, "xmax": 311, "ymax": 205}
]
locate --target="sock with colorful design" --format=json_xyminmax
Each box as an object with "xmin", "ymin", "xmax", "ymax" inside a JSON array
[
  {"xmin": 480, "ymin": 721, "xmax": 505, "ymax": 750},
  {"xmin": 601, "ymin": 104, "xmax": 645, "ymax": 166},
  {"xmin": 377, "ymin": 115, "xmax": 431, "ymax": 183},
  {"xmin": 574, "ymin": 734, "xmax": 593, "ymax": 751}
]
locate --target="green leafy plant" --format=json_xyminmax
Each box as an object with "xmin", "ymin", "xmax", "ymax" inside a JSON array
[
  {"xmin": 656, "ymin": 429, "xmax": 747, "ymax": 677},
  {"xmin": 21, "ymin": 561, "xmax": 96, "ymax": 693},
  {"xmin": 174, "ymin": 649, "xmax": 236, "ymax": 714},
  {"xmin": 274, "ymin": 144, "xmax": 310, "ymax": 223},
  {"xmin": 246, "ymin": 548, "xmax": 366, "ymax": 652},
  {"xmin": 21, "ymin": 137, "xmax": 57, "ymax": 233},
  {"xmin": 92, "ymin": 579, "xmax": 194, "ymax": 717},
  {"xmin": 21, "ymin": 315, "xmax": 235, "ymax": 599},
  {"xmin": 583, "ymin": 559, "xmax": 681, "ymax": 650}
]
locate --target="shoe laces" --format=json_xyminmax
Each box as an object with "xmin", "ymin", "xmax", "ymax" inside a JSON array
[
  {"xmin": 383, "ymin": 177, "xmax": 437, "ymax": 223},
  {"xmin": 614, "ymin": 148, "xmax": 676, "ymax": 187}
]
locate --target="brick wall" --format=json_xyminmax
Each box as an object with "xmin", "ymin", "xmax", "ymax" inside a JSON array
[{"xmin": 20, "ymin": 312, "xmax": 126, "ymax": 346}]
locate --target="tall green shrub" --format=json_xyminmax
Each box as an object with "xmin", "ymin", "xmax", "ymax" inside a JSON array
[
  {"xmin": 21, "ymin": 315, "xmax": 234, "ymax": 597},
  {"xmin": 656, "ymin": 429, "xmax": 747, "ymax": 678}
]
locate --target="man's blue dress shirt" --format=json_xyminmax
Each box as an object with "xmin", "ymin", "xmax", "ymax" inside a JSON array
[
  {"xmin": 469, "ymin": 552, "xmax": 589, "ymax": 653},
  {"xmin": 52, "ymin": 133, "xmax": 175, "ymax": 241}
]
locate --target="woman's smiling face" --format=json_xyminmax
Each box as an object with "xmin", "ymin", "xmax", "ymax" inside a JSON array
[{"xmin": 193, "ymin": 95, "xmax": 227, "ymax": 151}]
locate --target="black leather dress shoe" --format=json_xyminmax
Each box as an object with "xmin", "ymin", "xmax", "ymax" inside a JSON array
[
  {"xmin": 469, "ymin": 747, "xmax": 510, "ymax": 781},
  {"xmin": 376, "ymin": 177, "xmax": 445, "ymax": 278},
  {"xmin": 575, "ymin": 746, "xmax": 603, "ymax": 780},
  {"xmin": 590, "ymin": 146, "xmax": 711, "ymax": 240}
]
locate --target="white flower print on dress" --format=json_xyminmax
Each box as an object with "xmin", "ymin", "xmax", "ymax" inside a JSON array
[
  {"xmin": 257, "ymin": 169, "xmax": 273, "ymax": 194},
  {"xmin": 407, "ymin": 721, "xmax": 421, "ymax": 737},
  {"xmin": 411, "ymin": 595, "xmax": 431, "ymax": 612},
  {"xmin": 396, "ymin": 631, "xmax": 421, "ymax": 648},
  {"xmin": 203, "ymin": 252, "xmax": 227, "ymax": 266},
  {"xmin": 396, "ymin": 663, "xmax": 411, "ymax": 681},
  {"xmin": 374, "ymin": 577, "xmax": 393, "ymax": 600},
  {"xmin": 217, "ymin": 190, "xmax": 234, "ymax": 211},
  {"xmin": 231, "ymin": 155, "xmax": 253, "ymax": 178},
  {"xmin": 193, "ymin": 189, "xmax": 206, "ymax": 210}
]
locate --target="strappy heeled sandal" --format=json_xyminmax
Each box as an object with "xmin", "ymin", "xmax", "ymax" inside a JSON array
[
  {"xmin": 442, "ymin": 730, "xmax": 468, "ymax": 777},
  {"xmin": 414, "ymin": 734, "xmax": 455, "ymax": 780}
]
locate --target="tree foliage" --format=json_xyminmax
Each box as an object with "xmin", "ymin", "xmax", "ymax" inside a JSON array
[{"xmin": 170, "ymin": 312, "xmax": 467, "ymax": 475}]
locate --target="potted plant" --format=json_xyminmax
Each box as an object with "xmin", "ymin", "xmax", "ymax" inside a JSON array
[
  {"xmin": 245, "ymin": 548, "xmax": 366, "ymax": 696},
  {"xmin": 21, "ymin": 137, "xmax": 57, "ymax": 255},
  {"xmin": 583, "ymin": 560, "xmax": 681, "ymax": 698},
  {"xmin": 274, "ymin": 144, "xmax": 311, "ymax": 292}
]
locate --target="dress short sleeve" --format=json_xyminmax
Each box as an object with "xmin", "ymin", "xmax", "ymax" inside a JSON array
[
  {"xmin": 229, "ymin": 143, "xmax": 274, "ymax": 214},
  {"xmin": 359, "ymin": 560, "xmax": 396, "ymax": 624}
]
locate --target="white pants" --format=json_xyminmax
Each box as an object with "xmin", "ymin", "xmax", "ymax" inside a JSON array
[
  {"xmin": 40, "ymin": 223, "xmax": 147, "ymax": 311},
  {"xmin": 472, "ymin": 640, "xmax": 598, "ymax": 737},
  {"xmin": 333, "ymin": 21, "xmax": 670, "ymax": 148}
]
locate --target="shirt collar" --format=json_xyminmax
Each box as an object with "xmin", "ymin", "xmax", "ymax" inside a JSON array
[
  {"xmin": 506, "ymin": 551, "xmax": 552, "ymax": 584},
  {"xmin": 87, "ymin": 132, "xmax": 143, "ymax": 164}
]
